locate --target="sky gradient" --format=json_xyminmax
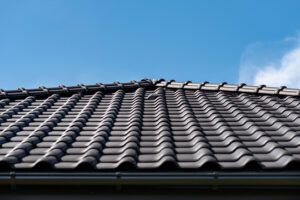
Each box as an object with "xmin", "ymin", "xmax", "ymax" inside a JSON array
[{"xmin": 1, "ymin": 0, "xmax": 300, "ymax": 89}]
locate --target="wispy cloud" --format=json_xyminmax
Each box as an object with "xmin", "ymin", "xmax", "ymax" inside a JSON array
[{"xmin": 239, "ymin": 34, "xmax": 300, "ymax": 88}]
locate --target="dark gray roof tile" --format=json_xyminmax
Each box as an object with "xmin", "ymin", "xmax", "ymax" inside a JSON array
[{"xmin": 1, "ymin": 79, "xmax": 300, "ymax": 171}]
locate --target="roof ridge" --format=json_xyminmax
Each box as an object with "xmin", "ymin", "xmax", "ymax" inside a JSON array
[
  {"xmin": 0, "ymin": 79, "xmax": 154, "ymax": 99},
  {"xmin": 153, "ymin": 79, "xmax": 300, "ymax": 96},
  {"xmin": 0, "ymin": 78, "xmax": 299, "ymax": 99}
]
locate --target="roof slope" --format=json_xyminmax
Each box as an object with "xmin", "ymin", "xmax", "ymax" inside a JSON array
[{"xmin": 0, "ymin": 79, "xmax": 300, "ymax": 171}]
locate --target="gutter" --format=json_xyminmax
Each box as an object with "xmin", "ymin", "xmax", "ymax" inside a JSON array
[{"xmin": 1, "ymin": 171, "xmax": 300, "ymax": 188}]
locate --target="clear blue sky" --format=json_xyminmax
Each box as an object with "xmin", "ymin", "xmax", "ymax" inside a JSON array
[{"xmin": 1, "ymin": 0, "xmax": 300, "ymax": 89}]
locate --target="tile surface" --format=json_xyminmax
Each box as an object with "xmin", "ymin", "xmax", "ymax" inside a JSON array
[{"xmin": 1, "ymin": 79, "xmax": 300, "ymax": 171}]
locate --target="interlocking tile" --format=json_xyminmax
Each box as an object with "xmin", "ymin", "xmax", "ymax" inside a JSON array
[{"xmin": 0, "ymin": 79, "xmax": 300, "ymax": 171}]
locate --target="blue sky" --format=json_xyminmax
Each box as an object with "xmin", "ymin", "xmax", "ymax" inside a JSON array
[{"xmin": 1, "ymin": 0, "xmax": 300, "ymax": 89}]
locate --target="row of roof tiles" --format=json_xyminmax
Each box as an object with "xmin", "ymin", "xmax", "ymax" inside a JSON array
[
  {"xmin": 0, "ymin": 79, "xmax": 299, "ymax": 99},
  {"xmin": 156, "ymin": 80, "xmax": 300, "ymax": 96}
]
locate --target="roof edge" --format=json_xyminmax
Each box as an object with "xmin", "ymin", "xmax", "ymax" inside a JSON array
[
  {"xmin": 0, "ymin": 79, "xmax": 154, "ymax": 99},
  {"xmin": 1, "ymin": 78, "xmax": 300, "ymax": 99},
  {"xmin": 153, "ymin": 79, "xmax": 300, "ymax": 97},
  {"xmin": 1, "ymin": 171, "xmax": 300, "ymax": 187}
]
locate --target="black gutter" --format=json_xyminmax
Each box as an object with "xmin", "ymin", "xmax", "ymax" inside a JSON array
[{"xmin": 1, "ymin": 171, "xmax": 300, "ymax": 188}]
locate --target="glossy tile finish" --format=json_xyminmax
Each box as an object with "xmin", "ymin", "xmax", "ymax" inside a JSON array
[{"xmin": 0, "ymin": 79, "xmax": 300, "ymax": 171}]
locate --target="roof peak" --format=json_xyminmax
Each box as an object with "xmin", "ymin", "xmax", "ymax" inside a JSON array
[
  {"xmin": 153, "ymin": 79, "xmax": 299, "ymax": 96},
  {"xmin": 0, "ymin": 79, "xmax": 299, "ymax": 99}
]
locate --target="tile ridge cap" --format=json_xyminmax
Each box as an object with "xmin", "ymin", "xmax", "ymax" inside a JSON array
[
  {"xmin": 154, "ymin": 80, "xmax": 300, "ymax": 97},
  {"xmin": 0, "ymin": 79, "xmax": 154, "ymax": 99}
]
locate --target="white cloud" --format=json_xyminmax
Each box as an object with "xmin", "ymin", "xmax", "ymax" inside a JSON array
[{"xmin": 239, "ymin": 34, "xmax": 300, "ymax": 88}]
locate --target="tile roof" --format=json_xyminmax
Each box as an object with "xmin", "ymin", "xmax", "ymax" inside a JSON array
[{"xmin": 0, "ymin": 79, "xmax": 300, "ymax": 171}]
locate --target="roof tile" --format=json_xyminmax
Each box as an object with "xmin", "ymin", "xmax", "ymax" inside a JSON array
[{"xmin": 0, "ymin": 79, "xmax": 300, "ymax": 171}]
